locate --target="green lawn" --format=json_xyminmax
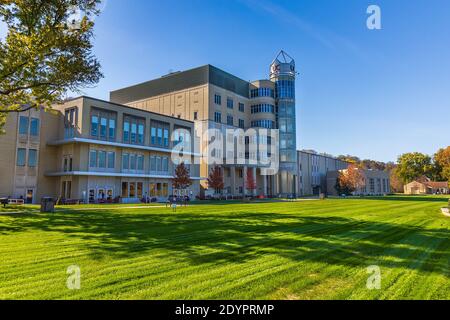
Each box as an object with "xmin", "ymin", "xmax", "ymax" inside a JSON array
[{"xmin": 0, "ymin": 196, "xmax": 449, "ymax": 300}]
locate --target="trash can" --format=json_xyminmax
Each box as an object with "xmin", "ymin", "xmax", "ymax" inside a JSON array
[{"xmin": 41, "ymin": 197, "xmax": 55, "ymax": 213}]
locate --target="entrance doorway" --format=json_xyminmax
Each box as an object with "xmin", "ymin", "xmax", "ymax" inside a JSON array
[{"xmin": 26, "ymin": 189, "xmax": 34, "ymax": 204}]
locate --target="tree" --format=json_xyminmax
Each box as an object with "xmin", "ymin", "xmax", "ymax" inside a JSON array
[
  {"xmin": 171, "ymin": 163, "xmax": 192, "ymax": 196},
  {"xmin": 434, "ymin": 146, "xmax": 450, "ymax": 182},
  {"xmin": 335, "ymin": 164, "xmax": 365, "ymax": 196},
  {"xmin": 396, "ymin": 152, "xmax": 432, "ymax": 183},
  {"xmin": 245, "ymin": 169, "xmax": 257, "ymax": 196},
  {"xmin": 207, "ymin": 166, "xmax": 224, "ymax": 194},
  {"xmin": 389, "ymin": 167, "xmax": 404, "ymax": 193},
  {"xmin": 0, "ymin": 0, "xmax": 103, "ymax": 133}
]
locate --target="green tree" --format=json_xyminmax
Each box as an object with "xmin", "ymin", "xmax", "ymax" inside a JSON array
[
  {"xmin": 433, "ymin": 146, "xmax": 450, "ymax": 182},
  {"xmin": 0, "ymin": 0, "xmax": 103, "ymax": 133},
  {"xmin": 396, "ymin": 152, "xmax": 432, "ymax": 183}
]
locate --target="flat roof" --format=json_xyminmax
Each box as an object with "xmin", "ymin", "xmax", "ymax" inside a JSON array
[
  {"xmin": 109, "ymin": 64, "xmax": 252, "ymax": 104},
  {"xmin": 62, "ymin": 96, "xmax": 194, "ymax": 124}
]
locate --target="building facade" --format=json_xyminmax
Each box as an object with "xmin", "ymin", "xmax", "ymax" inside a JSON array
[
  {"xmin": 297, "ymin": 150, "xmax": 349, "ymax": 196},
  {"xmin": 110, "ymin": 51, "xmax": 298, "ymax": 197},
  {"xmin": 326, "ymin": 169, "xmax": 391, "ymax": 196},
  {"xmin": 0, "ymin": 97, "xmax": 201, "ymax": 203},
  {"xmin": 404, "ymin": 180, "xmax": 449, "ymax": 195}
]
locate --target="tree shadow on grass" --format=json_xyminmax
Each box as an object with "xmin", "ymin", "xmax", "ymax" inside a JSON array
[
  {"xmin": 0, "ymin": 208, "xmax": 449, "ymax": 276},
  {"xmin": 359, "ymin": 196, "xmax": 449, "ymax": 203}
]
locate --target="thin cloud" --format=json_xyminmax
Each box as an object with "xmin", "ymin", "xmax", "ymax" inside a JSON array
[{"xmin": 239, "ymin": 0, "xmax": 366, "ymax": 58}]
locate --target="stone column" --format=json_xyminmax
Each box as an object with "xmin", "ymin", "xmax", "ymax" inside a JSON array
[
  {"xmin": 243, "ymin": 166, "xmax": 247, "ymax": 197},
  {"xmin": 263, "ymin": 172, "xmax": 268, "ymax": 197},
  {"xmin": 231, "ymin": 166, "xmax": 236, "ymax": 197}
]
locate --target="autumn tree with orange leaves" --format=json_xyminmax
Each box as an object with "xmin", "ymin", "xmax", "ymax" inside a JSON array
[{"xmin": 335, "ymin": 164, "xmax": 365, "ymax": 196}]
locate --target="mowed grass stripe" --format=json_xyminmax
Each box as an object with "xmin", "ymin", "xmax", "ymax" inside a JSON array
[{"xmin": 0, "ymin": 196, "xmax": 448, "ymax": 299}]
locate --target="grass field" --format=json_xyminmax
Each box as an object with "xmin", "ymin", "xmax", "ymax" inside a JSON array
[{"xmin": 0, "ymin": 196, "xmax": 449, "ymax": 300}]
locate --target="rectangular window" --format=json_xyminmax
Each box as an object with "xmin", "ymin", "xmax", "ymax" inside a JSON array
[
  {"xmin": 214, "ymin": 112, "xmax": 221, "ymax": 123},
  {"xmin": 122, "ymin": 153, "xmax": 129, "ymax": 170},
  {"xmin": 138, "ymin": 123, "xmax": 145, "ymax": 144},
  {"xmin": 98, "ymin": 151, "xmax": 107, "ymax": 168},
  {"xmin": 28, "ymin": 149, "xmax": 37, "ymax": 167},
  {"xmin": 149, "ymin": 183, "xmax": 156, "ymax": 197},
  {"xmin": 121, "ymin": 182, "xmax": 128, "ymax": 198},
  {"xmin": 30, "ymin": 118, "xmax": 40, "ymax": 136},
  {"xmin": 123, "ymin": 120, "xmax": 130, "ymax": 142},
  {"xmin": 129, "ymin": 182, "xmax": 136, "ymax": 198},
  {"xmin": 17, "ymin": 148, "xmax": 26, "ymax": 166},
  {"xmin": 19, "ymin": 116, "xmax": 29, "ymax": 135},
  {"xmin": 151, "ymin": 121, "xmax": 170, "ymax": 147},
  {"xmin": 155, "ymin": 157, "xmax": 161, "ymax": 172},
  {"xmin": 130, "ymin": 154, "xmax": 136, "ymax": 170},
  {"xmin": 238, "ymin": 103, "xmax": 245, "ymax": 112},
  {"xmin": 137, "ymin": 182, "xmax": 143, "ymax": 199},
  {"xmin": 107, "ymin": 152, "xmax": 115, "ymax": 169},
  {"xmin": 227, "ymin": 98, "xmax": 234, "ymax": 109},
  {"xmin": 137, "ymin": 155, "xmax": 144, "ymax": 171},
  {"xmin": 109, "ymin": 118, "xmax": 116, "ymax": 140},
  {"xmin": 150, "ymin": 156, "xmax": 156, "ymax": 171},
  {"xmin": 214, "ymin": 94, "xmax": 222, "ymax": 105},
  {"xmin": 164, "ymin": 128, "xmax": 169, "ymax": 147},
  {"xmin": 227, "ymin": 115, "xmax": 234, "ymax": 126},
  {"xmin": 162, "ymin": 157, "xmax": 169, "ymax": 172},
  {"xmin": 193, "ymin": 111, "xmax": 198, "ymax": 120},
  {"xmin": 91, "ymin": 115, "xmax": 98, "ymax": 136},
  {"xmin": 89, "ymin": 150, "xmax": 97, "ymax": 168},
  {"xmin": 162, "ymin": 183, "xmax": 169, "ymax": 197},
  {"xmin": 100, "ymin": 117, "xmax": 107, "ymax": 138},
  {"xmin": 239, "ymin": 119, "xmax": 245, "ymax": 129},
  {"xmin": 131, "ymin": 122, "xmax": 137, "ymax": 143}
]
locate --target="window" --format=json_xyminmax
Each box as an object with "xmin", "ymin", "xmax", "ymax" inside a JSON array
[
  {"xmin": 30, "ymin": 118, "xmax": 40, "ymax": 136},
  {"xmin": 238, "ymin": 103, "xmax": 245, "ymax": 112},
  {"xmin": 17, "ymin": 148, "xmax": 26, "ymax": 166},
  {"xmin": 129, "ymin": 182, "xmax": 136, "ymax": 198},
  {"xmin": 162, "ymin": 157, "xmax": 169, "ymax": 172},
  {"xmin": 251, "ymin": 120, "xmax": 275, "ymax": 129},
  {"xmin": 91, "ymin": 115, "xmax": 98, "ymax": 136},
  {"xmin": 150, "ymin": 156, "xmax": 156, "ymax": 171},
  {"xmin": 98, "ymin": 151, "xmax": 107, "ymax": 168},
  {"xmin": 239, "ymin": 119, "xmax": 245, "ymax": 129},
  {"xmin": 107, "ymin": 152, "xmax": 115, "ymax": 169},
  {"xmin": 109, "ymin": 119, "xmax": 116, "ymax": 140},
  {"xmin": 227, "ymin": 98, "xmax": 234, "ymax": 109},
  {"xmin": 130, "ymin": 154, "xmax": 136, "ymax": 170},
  {"xmin": 250, "ymin": 88, "xmax": 274, "ymax": 98},
  {"xmin": 123, "ymin": 120, "xmax": 130, "ymax": 142},
  {"xmin": 28, "ymin": 149, "xmax": 37, "ymax": 167},
  {"xmin": 89, "ymin": 150, "xmax": 97, "ymax": 168},
  {"xmin": 214, "ymin": 112, "xmax": 222, "ymax": 123},
  {"xmin": 121, "ymin": 182, "xmax": 128, "ymax": 198},
  {"xmin": 19, "ymin": 116, "xmax": 29, "ymax": 135},
  {"xmin": 137, "ymin": 155, "xmax": 144, "ymax": 171},
  {"xmin": 227, "ymin": 115, "xmax": 234, "ymax": 126},
  {"xmin": 214, "ymin": 94, "xmax": 222, "ymax": 105},
  {"xmin": 64, "ymin": 108, "xmax": 78, "ymax": 138},
  {"xmin": 122, "ymin": 153, "xmax": 129, "ymax": 170},
  {"xmin": 193, "ymin": 111, "xmax": 198, "ymax": 120},
  {"xmin": 137, "ymin": 182, "xmax": 143, "ymax": 199},
  {"xmin": 151, "ymin": 121, "xmax": 170, "ymax": 147},
  {"xmin": 251, "ymin": 104, "xmax": 275, "ymax": 114},
  {"xmin": 275, "ymin": 80, "xmax": 295, "ymax": 99},
  {"xmin": 156, "ymin": 156, "xmax": 161, "ymax": 172},
  {"xmin": 100, "ymin": 117, "xmax": 107, "ymax": 138},
  {"xmin": 123, "ymin": 115, "xmax": 145, "ymax": 144}
]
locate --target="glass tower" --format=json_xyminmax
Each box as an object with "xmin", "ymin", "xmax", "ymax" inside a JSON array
[{"xmin": 270, "ymin": 51, "xmax": 297, "ymax": 196}]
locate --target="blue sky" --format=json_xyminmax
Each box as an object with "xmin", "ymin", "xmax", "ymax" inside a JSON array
[{"xmin": 4, "ymin": 0, "xmax": 450, "ymax": 162}]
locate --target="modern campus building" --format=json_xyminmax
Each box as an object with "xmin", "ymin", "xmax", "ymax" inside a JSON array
[
  {"xmin": 0, "ymin": 97, "xmax": 201, "ymax": 204},
  {"xmin": 326, "ymin": 168, "xmax": 391, "ymax": 196},
  {"xmin": 297, "ymin": 150, "xmax": 349, "ymax": 196},
  {"xmin": 0, "ymin": 51, "xmax": 358, "ymax": 203}
]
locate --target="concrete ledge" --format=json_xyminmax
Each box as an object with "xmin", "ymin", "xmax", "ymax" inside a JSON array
[{"xmin": 441, "ymin": 207, "xmax": 450, "ymax": 217}]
